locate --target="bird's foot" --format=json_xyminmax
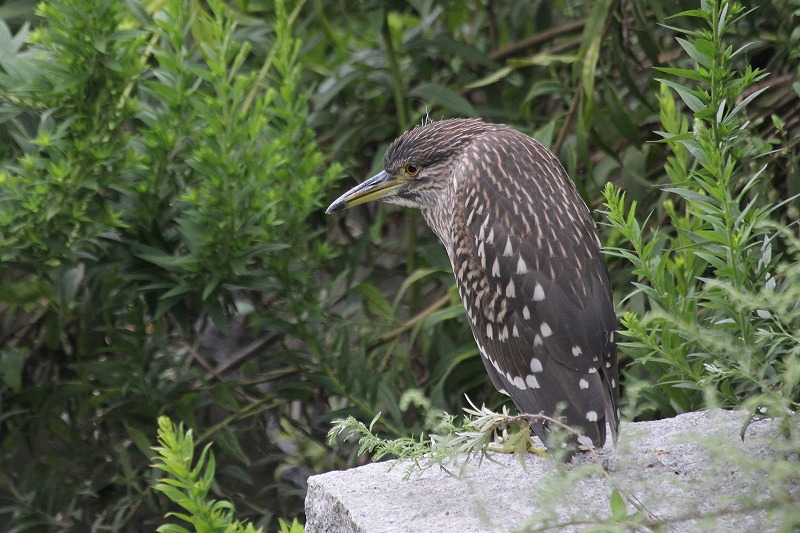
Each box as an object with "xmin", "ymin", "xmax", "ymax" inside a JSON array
[
  {"xmin": 526, "ymin": 442, "xmax": 547, "ymax": 455},
  {"xmin": 485, "ymin": 441, "xmax": 547, "ymax": 455}
]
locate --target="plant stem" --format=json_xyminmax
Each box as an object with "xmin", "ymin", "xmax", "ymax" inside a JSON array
[
  {"xmin": 381, "ymin": 14, "xmax": 422, "ymax": 312},
  {"xmin": 381, "ymin": 16, "xmax": 408, "ymax": 129}
]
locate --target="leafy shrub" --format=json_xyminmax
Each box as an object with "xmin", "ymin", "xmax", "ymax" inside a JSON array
[
  {"xmin": 152, "ymin": 416, "xmax": 263, "ymax": 533},
  {"xmin": 602, "ymin": 1, "xmax": 800, "ymax": 420},
  {"xmin": 1, "ymin": 0, "xmax": 798, "ymax": 529},
  {"xmin": 0, "ymin": 0, "xmax": 337, "ymax": 529}
]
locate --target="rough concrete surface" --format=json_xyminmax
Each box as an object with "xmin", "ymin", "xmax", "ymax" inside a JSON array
[{"xmin": 305, "ymin": 410, "xmax": 798, "ymax": 532}]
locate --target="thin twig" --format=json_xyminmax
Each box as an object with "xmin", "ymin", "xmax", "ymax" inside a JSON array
[
  {"xmin": 489, "ymin": 18, "xmax": 587, "ymax": 61},
  {"xmin": 377, "ymin": 292, "xmax": 452, "ymax": 343},
  {"xmin": 213, "ymin": 333, "xmax": 278, "ymax": 377}
]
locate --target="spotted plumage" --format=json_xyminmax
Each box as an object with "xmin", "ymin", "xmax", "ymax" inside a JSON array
[{"xmin": 327, "ymin": 118, "xmax": 620, "ymax": 450}]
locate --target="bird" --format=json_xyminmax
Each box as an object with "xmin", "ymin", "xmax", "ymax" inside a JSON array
[{"xmin": 326, "ymin": 118, "xmax": 619, "ymax": 451}]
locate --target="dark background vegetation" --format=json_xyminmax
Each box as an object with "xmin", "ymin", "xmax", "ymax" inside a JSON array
[{"xmin": 0, "ymin": 0, "xmax": 798, "ymax": 530}]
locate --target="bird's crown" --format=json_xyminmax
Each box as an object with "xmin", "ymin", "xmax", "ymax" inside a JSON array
[{"xmin": 384, "ymin": 118, "xmax": 498, "ymax": 173}]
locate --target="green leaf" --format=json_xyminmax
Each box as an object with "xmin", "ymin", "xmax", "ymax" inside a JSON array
[
  {"xmin": 353, "ymin": 282, "xmax": 396, "ymax": 320},
  {"xmin": 669, "ymin": 9, "xmax": 710, "ymax": 21},
  {"xmin": 212, "ymin": 425, "xmax": 250, "ymax": 465},
  {"xmin": 202, "ymin": 278, "xmax": 220, "ymax": 301},
  {"xmin": 422, "ymin": 304, "xmax": 466, "ymax": 329},
  {"xmin": 652, "ymin": 66, "xmax": 707, "ymax": 82},
  {"xmin": 278, "ymin": 517, "xmax": 305, "ymax": 533},
  {"xmin": 656, "ymin": 79, "xmax": 705, "ymax": 113},
  {"xmin": 209, "ymin": 384, "xmax": 242, "ymax": 411},
  {"xmin": 392, "ymin": 268, "xmax": 442, "ymax": 306},
  {"xmin": 53, "ymin": 264, "xmax": 84, "ymax": 311},
  {"xmin": 726, "ymin": 86, "xmax": 768, "ymax": 123},
  {"xmin": 604, "ymin": 85, "xmax": 639, "ymax": 146},
  {"xmin": 154, "ymin": 484, "xmax": 188, "ymax": 503},
  {"xmin": 156, "ymin": 524, "xmax": 192, "ymax": 533},
  {"xmin": 0, "ymin": 347, "xmax": 24, "ymax": 393},
  {"xmin": 137, "ymin": 251, "xmax": 198, "ymax": 271},
  {"xmin": 463, "ymin": 66, "xmax": 514, "ymax": 90},
  {"xmin": 578, "ymin": 0, "xmax": 611, "ymax": 101},
  {"xmin": 205, "ymin": 297, "xmax": 228, "ymax": 332},
  {"xmin": 582, "ymin": 35, "xmax": 602, "ymax": 100},
  {"xmin": 408, "ymin": 82, "xmax": 479, "ymax": 117},
  {"xmin": 507, "ymin": 53, "xmax": 576, "ymax": 68},
  {"xmin": 693, "ymin": 38, "xmax": 715, "ymax": 63},
  {"xmin": 126, "ymin": 423, "xmax": 155, "ymax": 459}
]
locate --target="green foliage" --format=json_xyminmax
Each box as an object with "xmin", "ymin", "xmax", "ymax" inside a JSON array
[
  {"xmin": 328, "ymin": 398, "xmax": 592, "ymax": 478},
  {"xmin": 601, "ymin": 0, "xmax": 800, "ymax": 419},
  {"xmin": 0, "ymin": 0, "xmax": 337, "ymax": 530},
  {"xmin": 1, "ymin": 0, "xmax": 799, "ymax": 529},
  {"xmin": 152, "ymin": 416, "xmax": 265, "ymax": 533},
  {"xmin": 278, "ymin": 517, "xmax": 305, "ymax": 533}
]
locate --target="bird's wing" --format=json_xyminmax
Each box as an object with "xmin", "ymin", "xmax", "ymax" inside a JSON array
[{"xmin": 450, "ymin": 127, "xmax": 619, "ymax": 447}]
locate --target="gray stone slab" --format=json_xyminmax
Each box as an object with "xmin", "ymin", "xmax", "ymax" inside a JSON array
[{"xmin": 305, "ymin": 410, "xmax": 799, "ymax": 532}]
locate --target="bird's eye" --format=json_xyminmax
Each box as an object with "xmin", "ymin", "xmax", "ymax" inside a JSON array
[{"xmin": 404, "ymin": 164, "xmax": 420, "ymax": 177}]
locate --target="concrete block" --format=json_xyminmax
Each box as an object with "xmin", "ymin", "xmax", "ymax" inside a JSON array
[{"xmin": 305, "ymin": 410, "xmax": 798, "ymax": 532}]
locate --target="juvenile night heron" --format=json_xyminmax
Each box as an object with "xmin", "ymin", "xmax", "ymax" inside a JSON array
[{"xmin": 327, "ymin": 119, "xmax": 619, "ymax": 450}]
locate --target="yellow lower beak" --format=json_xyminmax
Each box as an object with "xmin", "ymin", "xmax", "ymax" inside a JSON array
[{"xmin": 326, "ymin": 171, "xmax": 404, "ymax": 213}]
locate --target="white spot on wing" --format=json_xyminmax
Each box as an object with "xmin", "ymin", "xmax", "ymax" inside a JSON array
[
  {"xmin": 486, "ymin": 228, "xmax": 494, "ymax": 244},
  {"xmin": 512, "ymin": 324, "xmax": 519, "ymax": 338},
  {"xmin": 522, "ymin": 306, "xmax": 530, "ymax": 320},
  {"xmin": 572, "ymin": 346, "xmax": 583, "ymax": 357},
  {"xmin": 579, "ymin": 379, "xmax": 589, "ymax": 389},
  {"xmin": 586, "ymin": 410, "xmax": 598, "ymax": 422},
  {"xmin": 485, "ymin": 323, "xmax": 494, "ymax": 339},
  {"xmin": 540, "ymin": 322, "xmax": 552, "ymax": 337},
  {"xmin": 533, "ymin": 334, "xmax": 543, "ymax": 346},
  {"xmin": 516, "ymin": 257, "xmax": 528, "ymax": 274},
  {"xmin": 506, "ymin": 279, "xmax": 516, "ymax": 298},
  {"xmin": 503, "ymin": 237, "xmax": 513, "ymax": 257},
  {"xmin": 530, "ymin": 358, "xmax": 543, "ymax": 373},
  {"xmin": 492, "ymin": 258, "xmax": 500, "ymax": 277},
  {"xmin": 481, "ymin": 213, "xmax": 490, "ymax": 234},
  {"xmin": 513, "ymin": 376, "xmax": 526, "ymax": 390},
  {"xmin": 525, "ymin": 374, "xmax": 540, "ymax": 388},
  {"xmin": 532, "ymin": 283, "xmax": 545, "ymax": 301}
]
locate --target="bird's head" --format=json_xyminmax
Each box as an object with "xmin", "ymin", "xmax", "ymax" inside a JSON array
[{"xmin": 326, "ymin": 119, "xmax": 497, "ymax": 214}]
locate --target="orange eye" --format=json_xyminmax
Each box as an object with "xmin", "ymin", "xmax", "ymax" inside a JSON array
[{"xmin": 404, "ymin": 164, "xmax": 420, "ymax": 176}]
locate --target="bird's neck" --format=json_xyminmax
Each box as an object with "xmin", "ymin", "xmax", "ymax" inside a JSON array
[{"xmin": 420, "ymin": 199, "xmax": 454, "ymax": 261}]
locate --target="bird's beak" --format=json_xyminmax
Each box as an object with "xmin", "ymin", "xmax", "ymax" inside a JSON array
[{"xmin": 325, "ymin": 170, "xmax": 404, "ymax": 213}]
